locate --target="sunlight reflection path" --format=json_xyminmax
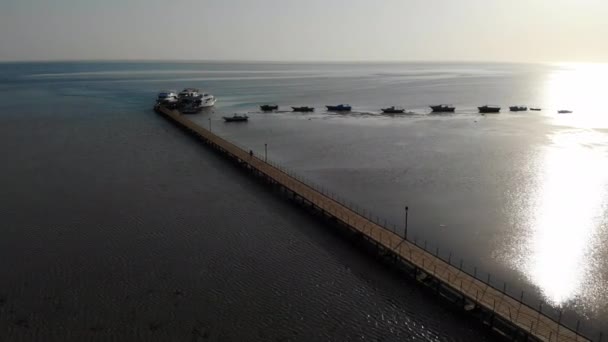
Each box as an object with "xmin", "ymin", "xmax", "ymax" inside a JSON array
[
  {"xmin": 544, "ymin": 63, "xmax": 608, "ymax": 129},
  {"xmin": 524, "ymin": 131, "xmax": 608, "ymax": 305}
]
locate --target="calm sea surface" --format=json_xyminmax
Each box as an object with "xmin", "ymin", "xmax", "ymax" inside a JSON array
[{"xmin": 1, "ymin": 61, "xmax": 607, "ymax": 340}]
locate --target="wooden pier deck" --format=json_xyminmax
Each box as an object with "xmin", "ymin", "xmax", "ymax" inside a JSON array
[{"xmin": 157, "ymin": 106, "xmax": 592, "ymax": 342}]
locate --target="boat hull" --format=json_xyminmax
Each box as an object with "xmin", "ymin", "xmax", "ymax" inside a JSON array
[
  {"xmin": 430, "ymin": 105, "xmax": 455, "ymax": 112},
  {"xmin": 509, "ymin": 106, "xmax": 527, "ymax": 112},
  {"xmin": 478, "ymin": 106, "xmax": 501, "ymax": 113},
  {"xmin": 326, "ymin": 105, "xmax": 352, "ymax": 112},
  {"xmin": 292, "ymin": 107, "xmax": 314, "ymax": 112},
  {"xmin": 381, "ymin": 106, "xmax": 405, "ymax": 114},
  {"xmin": 223, "ymin": 116, "xmax": 248, "ymax": 122},
  {"xmin": 260, "ymin": 105, "xmax": 278, "ymax": 111}
]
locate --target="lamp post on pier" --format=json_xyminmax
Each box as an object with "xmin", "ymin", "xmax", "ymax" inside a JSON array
[{"xmin": 404, "ymin": 206, "xmax": 409, "ymax": 239}]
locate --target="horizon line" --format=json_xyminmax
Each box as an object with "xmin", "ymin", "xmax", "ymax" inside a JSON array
[{"xmin": 0, "ymin": 58, "xmax": 565, "ymax": 65}]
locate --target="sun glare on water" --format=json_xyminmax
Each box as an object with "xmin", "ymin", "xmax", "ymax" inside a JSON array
[
  {"xmin": 525, "ymin": 131, "xmax": 608, "ymax": 306},
  {"xmin": 503, "ymin": 63, "xmax": 608, "ymax": 311},
  {"xmin": 544, "ymin": 63, "xmax": 608, "ymax": 129}
]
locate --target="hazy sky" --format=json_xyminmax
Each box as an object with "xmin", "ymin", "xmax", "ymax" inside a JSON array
[{"xmin": 1, "ymin": 0, "xmax": 607, "ymax": 63}]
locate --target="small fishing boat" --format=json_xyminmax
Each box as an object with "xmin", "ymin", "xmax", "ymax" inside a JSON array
[
  {"xmin": 381, "ymin": 106, "xmax": 405, "ymax": 114},
  {"xmin": 509, "ymin": 106, "xmax": 528, "ymax": 112},
  {"xmin": 530, "ymin": 108, "xmax": 542, "ymax": 111},
  {"xmin": 557, "ymin": 110, "xmax": 573, "ymax": 114},
  {"xmin": 260, "ymin": 104, "xmax": 279, "ymax": 111},
  {"xmin": 223, "ymin": 114, "xmax": 249, "ymax": 122},
  {"xmin": 478, "ymin": 105, "xmax": 501, "ymax": 113},
  {"xmin": 326, "ymin": 104, "xmax": 352, "ymax": 112},
  {"xmin": 292, "ymin": 106, "xmax": 314, "ymax": 112},
  {"xmin": 430, "ymin": 104, "xmax": 455, "ymax": 113}
]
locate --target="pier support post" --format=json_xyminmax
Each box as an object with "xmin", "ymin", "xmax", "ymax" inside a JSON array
[
  {"xmin": 557, "ymin": 310, "xmax": 562, "ymax": 339},
  {"xmin": 537, "ymin": 302, "xmax": 542, "ymax": 328},
  {"xmin": 518, "ymin": 291, "xmax": 524, "ymax": 320},
  {"xmin": 529, "ymin": 321, "xmax": 534, "ymax": 334},
  {"xmin": 491, "ymin": 299, "xmax": 497, "ymax": 326}
]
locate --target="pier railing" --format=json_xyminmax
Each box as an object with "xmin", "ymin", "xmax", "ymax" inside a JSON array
[{"xmin": 158, "ymin": 106, "xmax": 602, "ymax": 342}]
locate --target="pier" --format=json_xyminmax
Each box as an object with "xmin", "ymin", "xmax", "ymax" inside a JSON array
[{"xmin": 157, "ymin": 106, "xmax": 594, "ymax": 342}]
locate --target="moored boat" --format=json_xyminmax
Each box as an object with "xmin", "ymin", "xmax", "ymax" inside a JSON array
[
  {"xmin": 430, "ymin": 104, "xmax": 455, "ymax": 113},
  {"xmin": 557, "ymin": 110, "xmax": 573, "ymax": 114},
  {"xmin": 223, "ymin": 114, "xmax": 249, "ymax": 122},
  {"xmin": 530, "ymin": 108, "xmax": 542, "ymax": 111},
  {"xmin": 156, "ymin": 91, "xmax": 179, "ymax": 107},
  {"xmin": 326, "ymin": 104, "xmax": 352, "ymax": 112},
  {"xmin": 509, "ymin": 106, "xmax": 528, "ymax": 112},
  {"xmin": 178, "ymin": 88, "xmax": 200, "ymax": 97},
  {"xmin": 260, "ymin": 104, "xmax": 279, "ymax": 111},
  {"xmin": 178, "ymin": 88, "xmax": 216, "ymax": 113},
  {"xmin": 199, "ymin": 92, "xmax": 217, "ymax": 107},
  {"xmin": 292, "ymin": 106, "xmax": 315, "ymax": 112},
  {"xmin": 478, "ymin": 105, "xmax": 501, "ymax": 113},
  {"xmin": 381, "ymin": 106, "xmax": 405, "ymax": 114}
]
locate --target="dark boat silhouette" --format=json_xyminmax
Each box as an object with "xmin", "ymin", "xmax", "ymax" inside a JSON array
[
  {"xmin": 326, "ymin": 104, "xmax": 352, "ymax": 112},
  {"xmin": 430, "ymin": 104, "xmax": 455, "ymax": 112},
  {"xmin": 292, "ymin": 106, "xmax": 314, "ymax": 112},
  {"xmin": 557, "ymin": 110, "xmax": 573, "ymax": 114},
  {"xmin": 223, "ymin": 114, "xmax": 249, "ymax": 122},
  {"xmin": 381, "ymin": 106, "xmax": 405, "ymax": 114},
  {"xmin": 509, "ymin": 106, "xmax": 528, "ymax": 112},
  {"xmin": 478, "ymin": 105, "xmax": 501, "ymax": 113},
  {"xmin": 260, "ymin": 104, "xmax": 278, "ymax": 111},
  {"xmin": 530, "ymin": 108, "xmax": 542, "ymax": 111}
]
